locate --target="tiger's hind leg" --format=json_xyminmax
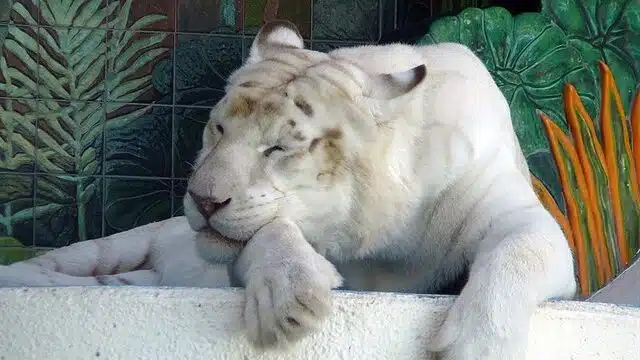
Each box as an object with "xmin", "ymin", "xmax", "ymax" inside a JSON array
[
  {"xmin": 0, "ymin": 265, "xmax": 160, "ymax": 287},
  {"xmin": 0, "ymin": 216, "xmax": 234, "ymax": 288}
]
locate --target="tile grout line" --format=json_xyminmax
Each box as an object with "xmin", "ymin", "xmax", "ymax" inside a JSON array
[
  {"xmin": 0, "ymin": 170, "xmax": 188, "ymax": 181},
  {"xmin": 377, "ymin": 0, "xmax": 383, "ymax": 42},
  {"xmin": 5, "ymin": 22, "xmax": 250, "ymax": 38},
  {"xmin": 170, "ymin": 0, "xmax": 178, "ymax": 217},
  {"xmin": 31, "ymin": 22, "xmax": 41, "ymax": 248},
  {"xmin": 240, "ymin": 0, "xmax": 246, "ymax": 58},
  {"xmin": 101, "ymin": 17, "xmax": 108, "ymax": 238},
  {"xmin": 309, "ymin": 0, "xmax": 314, "ymax": 46},
  {"xmin": 0, "ymin": 95, "xmax": 234, "ymax": 109}
]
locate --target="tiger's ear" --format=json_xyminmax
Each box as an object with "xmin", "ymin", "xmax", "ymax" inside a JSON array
[
  {"xmin": 364, "ymin": 64, "xmax": 427, "ymax": 100},
  {"xmin": 247, "ymin": 20, "xmax": 305, "ymax": 64}
]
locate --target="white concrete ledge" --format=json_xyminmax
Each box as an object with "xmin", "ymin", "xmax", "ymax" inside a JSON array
[{"xmin": 1, "ymin": 287, "xmax": 639, "ymax": 360}]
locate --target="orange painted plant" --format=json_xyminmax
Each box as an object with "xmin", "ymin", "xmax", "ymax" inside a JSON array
[{"xmin": 533, "ymin": 62, "xmax": 640, "ymax": 297}]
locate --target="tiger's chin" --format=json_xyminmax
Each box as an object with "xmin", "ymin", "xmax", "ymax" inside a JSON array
[{"xmin": 194, "ymin": 227, "xmax": 245, "ymax": 264}]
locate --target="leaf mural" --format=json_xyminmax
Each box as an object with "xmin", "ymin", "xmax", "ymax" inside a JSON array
[
  {"xmin": 542, "ymin": 0, "xmax": 639, "ymax": 111},
  {"xmin": 539, "ymin": 113, "xmax": 604, "ymax": 295},
  {"xmin": 530, "ymin": 174, "xmax": 574, "ymax": 252},
  {"xmin": 0, "ymin": 0, "xmax": 14, "ymax": 54},
  {"xmin": 312, "ymin": 0, "xmax": 379, "ymax": 41},
  {"xmin": 0, "ymin": 98, "xmax": 37, "ymax": 171},
  {"xmin": 0, "ymin": 0, "xmax": 168, "ymax": 246},
  {"xmin": 104, "ymin": 177, "xmax": 171, "ymax": 235},
  {"xmin": 173, "ymin": 34, "xmax": 242, "ymax": 106},
  {"xmin": 0, "ymin": 173, "xmax": 37, "ymax": 245},
  {"xmin": 103, "ymin": 105, "xmax": 173, "ymax": 235},
  {"xmin": 599, "ymin": 62, "xmax": 640, "ymax": 263},
  {"xmin": 535, "ymin": 63, "xmax": 640, "ymax": 297}
]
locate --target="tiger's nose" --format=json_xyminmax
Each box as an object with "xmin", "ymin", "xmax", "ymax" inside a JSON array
[{"xmin": 188, "ymin": 191, "xmax": 231, "ymax": 218}]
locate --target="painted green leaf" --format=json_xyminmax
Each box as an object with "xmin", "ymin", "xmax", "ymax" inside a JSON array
[
  {"xmin": 0, "ymin": 237, "xmax": 46, "ymax": 265},
  {"xmin": 598, "ymin": 64, "xmax": 640, "ymax": 263},
  {"xmin": 564, "ymin": 85, "xmax": 619, "ymax": 274},
  {"xmin": 33, "ymin": 175, "xmax": 101, "ymax": 247},
  {"xmin": 417, "ymin": 6, "xmax": 598, "ymax": 156},
  {"xmin": 0, "ymin": 98, "xmax": 38, "ymax": 171},
  {"xmin": 542, "ymin": 115, "xmax": 604, "ymax": 295},
  {"xmin": 0, "ymin": 174, "xmax": 36, "ymax": 244},
  {"xmin": 106, "ymin": 29, "xmax": 168, "ymax": 103},
  {"xmin": 542, "ymin": 0, "xmax": 640, "ymax": 111}
]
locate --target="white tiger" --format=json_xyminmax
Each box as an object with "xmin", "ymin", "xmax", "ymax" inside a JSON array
[{"xmin": 0, "ymin": 20, "xmax": 577, "ymax": 360}]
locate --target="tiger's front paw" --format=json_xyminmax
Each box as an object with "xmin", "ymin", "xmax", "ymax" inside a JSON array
[
  {"xmin": 244, "ymin": 258, "xmax": 341, "ymax": 349},
  {"xmin": 426, "ymin": 288, "xmax": 530, "ymax": 360},
  {"xmin": 237, "ymin": 219, "xmax": 343, "ymax": 349}
]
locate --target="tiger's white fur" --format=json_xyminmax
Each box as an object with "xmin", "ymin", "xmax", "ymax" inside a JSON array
[
  {"xmin": 0, "ymin": 20, "xmax": 577, "ymax": 360},
  {"xmin": 183, "ymin": 20, "xmax": 577, "ymax": 358}
]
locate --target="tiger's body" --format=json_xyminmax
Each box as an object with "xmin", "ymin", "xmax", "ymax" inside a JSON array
[{"xmin": 0, "ymin": 21, "xmax": 577, "ymax": 360}]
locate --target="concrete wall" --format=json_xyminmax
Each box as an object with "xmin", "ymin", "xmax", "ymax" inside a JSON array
[{"xmin": 1, "ymin": 287, "xmax": 639, "ymax": 360}]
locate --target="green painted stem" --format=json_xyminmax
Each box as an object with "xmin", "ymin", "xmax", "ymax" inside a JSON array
[
  {"xmin": 76, "ymin": 179, "xmax": 87, "ymax": 242},
  {"xmin": 3, "ymin": 203, "xmax": 13, "ymax": 236}
]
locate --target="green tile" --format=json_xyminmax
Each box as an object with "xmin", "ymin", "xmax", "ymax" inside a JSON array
[
  {"xmin": 174, "ymin": 34, "xmax": 242, "ymax": 106},
  {"xmin": 34, "ymin": 174, "xmax": 102, "ymax": 247},
  {"xmin": 0, "ymin": 173, "xmax": 35, "ymax": 246},
  {"xmin": 36, "ymin": 100, "xmax": 104, "ymax": 175},
  {"xmin": 109, "ymin": 0, "xmax": 175, "ymax": 31},
  {"xmin": 243, "ymin": 0, "xmax": 312, "ymax": 39},
  {"xmin": 39, "ymin": 0, "xmax": 109, "ymax": 27},
  {"xmin": 105, "ymin": 104, "xmax": 172, "ymax": 177},
  {"xmin": 0, "ymin": 97, "xmax": 38, "ymax": 172},
  {"xmin": 178, "ymin": 0, "xmax": 238, "ymax": 33},
  {"xmin": 106, "ymin": 30, "xmax": 173, "ymax": 104},
  {"xmin": 0, "ymin": 25, "xmax": 39, "ymax": 99},
  {"xmin": 104, "ymin": 177, "xmax": 171, "ymax": 235},
  {"xmin": 173, "ymin": 106, "xmax": 209, "ymax": 179},
  {"xmin": 312, "ymin": 0, "xmax": 379, "ymax": 41},
  {"xmin": 37, "ymin": 27, "xmax": 107, "ymax": 101}
]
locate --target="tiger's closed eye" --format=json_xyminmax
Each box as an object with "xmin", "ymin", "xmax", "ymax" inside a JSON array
[{"xmin": 263, "ymin": 145, "xmax": 285, "ymax": 157}]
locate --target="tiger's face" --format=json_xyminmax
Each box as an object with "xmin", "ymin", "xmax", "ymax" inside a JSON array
[{"xmin": 183, "ymin": 20, "xmax": 426, "ymax": 244}]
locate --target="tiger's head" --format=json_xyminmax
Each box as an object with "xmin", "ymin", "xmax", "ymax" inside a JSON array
[{"xmin": 183, "ymin": 20, "xmax": 427, "ymax": 253}]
